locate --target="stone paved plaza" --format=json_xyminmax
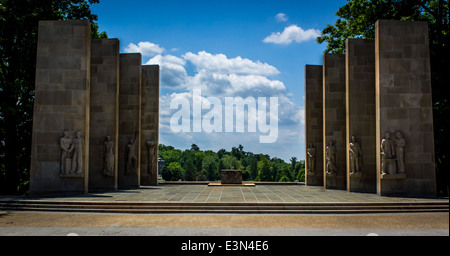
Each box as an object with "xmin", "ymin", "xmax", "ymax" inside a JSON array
[{"xmin": 15, "ymin": 184, "xmax": 447, "ymax": 203}]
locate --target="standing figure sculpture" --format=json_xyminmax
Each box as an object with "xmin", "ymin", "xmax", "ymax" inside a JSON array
[
  {"xmin": 146, "ymin": 140, "xmax": 157, "ymax": 174},
  {"xmin": 306, "ymin": 143, "xmax": 316, "ymax": 175},
  {"xmin": 381, "ymin": 132, "xmax": 395, "ymax": 175},
  {"xmin": 103, "ymin": 136, "xmax": 114, "ymax": 177},
  {"xmin": 395, "ymin": 131, "xmax": 406, "ymax": 174},
  {"xmin": 60, "ymin": 130, "xmax": 74, "ymax": 175},
  {"xmin": 71, "ymin": 130, "xmax": 84, "ymax": 175},
  {"xmin": 125, "ymin": 131, "xmax": 138, "ymax": 175},
  {"xmin": 325, "ymin": 140, "xmax": 337, "ymax": 175},
  {"xmin": 349, "ymin": 135, "xmax": 362, "ymax": 175}
]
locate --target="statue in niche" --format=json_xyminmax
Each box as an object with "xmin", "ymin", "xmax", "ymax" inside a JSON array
[
  {"xmin": 325, "ymin": 140, "xmax": 337, "ymax": 175},
  {"xmin": 71, "ymin": 130, "xmax": 84, "ymax": 175},
  {"xmin": 60, "ymin": 130, "xmax": 74, "ymax": 175},
  {"xmin": 125, "ymin": 131, "xmax": 138, "ymax": 175},
  {"xmin": 306, "ymin": 143, "xmax": 316, "ymax": 175},
  {"xmin": 146, "ymin": 140, "xmax": 157, "ymax": 174},
  {"xmin": 103, "ymin": 136, "xmax": 114, "ymax": 177},
  {"xmin": 349, "ymin": 135, "xmax": 362, "ymax": 175},
  {"xmin": 395, "ymin": 131, "xmax": 406, "ymax": 174},
  {"xmin": 381, "ymin": 131, "xmax": 396, "ymax": 175}
]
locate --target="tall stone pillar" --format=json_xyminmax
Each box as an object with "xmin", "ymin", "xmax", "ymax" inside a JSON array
[
  {"xmin": 140, "ymin": 65, "xmax": 160, "ymax": 186},
  {"xmin": 375, "ymin": 20, "xmax": 436, "ymax": 197},
  {"xmin": 304, "ymin": 65, "xmax": 324, "ymax": 186},
  {"xmin": 118, "ymin": 53, "xmax": 142, "ymax": 189},
  {"xmin": 88, "ymin": 39, "xmax": 120, "ymax": 191},
  {"xmin": 30, "ymin": 20, "xmax": 91, "ymax": 195},
  {"xmin": 346, "ymin": 39, "xmax": 377, "ymax": 193},
  {"xmin": 323, "ymin": 53, "xmax": 346, "ymax": 189}
]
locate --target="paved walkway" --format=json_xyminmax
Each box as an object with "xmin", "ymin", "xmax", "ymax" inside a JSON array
[
  {"xmin": 4, "ymin": 184, "xmax": 447, "ymax": 203},
  {"xmin": 0, "ymin": 211, "xmax": 448, "ymax": 236},
  {"xmin": 0, "ymin": 184, "xmax": 448, "ymax": 236}
]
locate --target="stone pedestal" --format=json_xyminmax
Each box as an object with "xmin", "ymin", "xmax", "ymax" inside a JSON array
[
  {"xmin": 88, "ymin": 39, "xmax": 120, "ymax": 191},
  {"xmin": 346, "ymin": 39, "xmax": 376, "ymax": 193},
  {"xmin": 304, "ymin": 65, "xmax": 324, "ymax": 186},
  {"xmin": 323, "ymin": 54, "xmax": 347, "ymax": 190},
  {"xmin": 221, "ymin": 170, "xmax": 243, "ymax": 184},
  {"xmin": 375, "ymin": 20, "xmax": 436, "ymax": 197},
  {"xmin": 118, "ymin": 53, "xmax": 142, "ymax": 189},
  {"xmin": 140, "ymin": 65, "xmax": 160, "ymax": 186},
  {"xmin": 30, "ymin": 20, "xmax": 91, "ymax": 195}
]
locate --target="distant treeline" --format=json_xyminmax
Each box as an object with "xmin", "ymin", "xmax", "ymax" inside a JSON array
[{"xmin": 158, "ymin": 144, "xmax": 305, "ymax": 182}]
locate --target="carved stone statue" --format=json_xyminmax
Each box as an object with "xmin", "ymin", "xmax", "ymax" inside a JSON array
[
  {"xmin": 103, "ymin": 136, "xmax": 114, "ymax": 177},
  {"xmin": 60, "ymin": 130, "xmax": 74, "ymax": 175},
  {"xmin": 125, "ymin": 131, "xmax": 138, "ymax": 175},
  {"xmin": 395, "ymin": 131, "xmax": 406, "ymax": 174},
  {"xmin": 71, "ymin": 130, "xmax": 84, "ymax": 175},
  {"xmin": 326, "ymin": 140, "xmax": 337, "ymax": 175},
  {"xmin": 349, "ymin": 135, "xmax": 362, "ymax": 175},
  {"xmin": 306, "ymin": 143, "xmax": 316, "ymax": 175},
  {"xmin": 381, "ymin": 131, "xmax": 396, "ymax": 175},
  {"xmin": 146, "ymin": 140, "xmax": 157, "ymax": 174}
]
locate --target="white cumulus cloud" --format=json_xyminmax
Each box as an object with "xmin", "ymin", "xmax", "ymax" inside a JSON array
[
  {"xmin": 263, "ymin": 25, "xmax": 321, "ymax": 45},
  {"xmin": 183, "ymin": 51, "xmax": 280, "ymax": 77},
  {"xmin": 275, "ymin": 13, "xmax": 288, "ymax": 22},
  {"xmin": 146, "ymin": 54, "xmax": 187, "ymax": 89},
  {"xmin": 124, "ymin": 41, "xmax": 165, "ymax": 57}
]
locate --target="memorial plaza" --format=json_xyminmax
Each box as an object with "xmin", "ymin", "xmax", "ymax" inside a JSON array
[{"xmin": 0, "ymin": 184, "xmax": 448, "ymax": 236}]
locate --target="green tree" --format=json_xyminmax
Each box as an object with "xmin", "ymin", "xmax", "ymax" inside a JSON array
[
  {"xmin": 317, "ymin": 0, "xmax": 450, "ymax": 196},
  {"xmin": 217, "ymin": 148, "xmax": 227, "ymax": 159},
  {"xmin": 195, "ymin": 169, "xmax": 208, "ymax": 181},
  {"xmin": 290, "ymin": 157, "xmax": 297, "ymax": 178},
  {"xmin": 183, "ymin": 159, "xmax": 197, "ymax": 181},
  {"xmin": 258, "ymin": 157, "xmax": 272, "ymax": 181},
  {"xmin": 295, "ymin": 160, "xmax": 306, "ymax": 182},
  {"xmin": 190, "ymin": 144, "xmax": 200, "ymax": 152},
  {"xmin": 202, "ymin": 155, "xmax": 219, "ymax": 181},
  {"xmin": 249, "ymin": 158, "xmax": 258, "ymax": 180},
  {"xmin": 159, "ymin": 148, "xmax": 182, "ymax": 165},
  {"xmin": 161, "ymin": 162, "xmax": 184, "ymax": 181},
  {"xmin": 0, "ymin": 0, "xmax": 107, "ymax": 195},
  {"xmin": 217, "ymin": 158, "xmax": 224, "ymax": 171},
  {"xmin": 221, "ymin": 155, "xmax": 242, "ymax": 170}
]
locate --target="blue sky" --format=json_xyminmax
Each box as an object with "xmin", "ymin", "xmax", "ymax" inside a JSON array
[{"xmin": 91, "ymin": 0, "xmax": 347, "ymax": 161}]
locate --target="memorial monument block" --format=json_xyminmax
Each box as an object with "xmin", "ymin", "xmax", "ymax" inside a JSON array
[
  {"xmin": 88, "ymin": 38, "xmax": 120, "ymax": 191},
  {"xmin": 346, "ymin": 39, "xmax": 377, "ymax": 193},
  {"xmin": 305, "ymin": 65, "xmax": 324, "ymax": 186},
  {"xmin": 375, "ymin": 20, "xmax": 436, "ymax": 197},
  {"xmin": 323, "ymin": 54, "xmax": 347, "ymax": 189},
  {"xmin": 221, "ymin": 170, "xmax": 243, "ymax": 185},
  {"xmin": 118, "ymin": 53, "xmax": 142, "ymax": 189},
  {"xmin": 140, "ymin": 65, "xmax": 160, "ymax": 186},
  {"xmin": 30, "ymin": 20, "xmax": 91, "ymax": 195}
]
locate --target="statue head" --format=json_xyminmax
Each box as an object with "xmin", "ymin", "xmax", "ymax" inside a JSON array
[
  {"xmin": 75, "ymin": 130, "xmax": 81, "ymax": 138},
  {"xmin": 395, "ymin": 131, "xmax": 403, "ymax": 139},
  {"xmin": 385, "ymin": 132, "xmax": 391, "ymax": 139},
  {"xmin": 351, "ymin": 135, "xmax": 356, "ymax": 142},
  {"xmin": 63, "ymin": 130, "xmax": 69, "ymax": 137},
  {"xmin": 105, "ymin": 136, "xmax": 111, "ymax": 141}
]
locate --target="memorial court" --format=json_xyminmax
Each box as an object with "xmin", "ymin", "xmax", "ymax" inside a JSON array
[{"xmin": 27, "ymin": 19, "xmax": 439, "ymax": 201}]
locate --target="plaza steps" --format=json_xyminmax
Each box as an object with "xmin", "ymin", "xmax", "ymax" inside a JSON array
[{"xmin": 0, "ymin": 200, "xmax": 448, "ymax": 214}]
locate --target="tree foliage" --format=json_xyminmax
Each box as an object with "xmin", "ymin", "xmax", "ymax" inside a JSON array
[
  {"xmin": 317, "ymin": 0, "xmax": 449, "ymax": 196},
  {"xmin": 0, "ymin": 0, "xmax": 107, "ymax": 194},
  {"xmin": 158, "ymin": 144, "xmax": 304, "ymax": 182}
]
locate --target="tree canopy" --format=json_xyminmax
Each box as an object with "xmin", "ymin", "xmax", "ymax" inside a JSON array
[
  {"xmin": 317, "ymin": 0, "xmax": 449, "ymax": 196},
  {"xmin": 158, "ymin": 144, "xmax": 305, "ymax": 182},
  {"xmin": 0, "ymin": 0, "xmax": 107, "ymax": 194}
]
